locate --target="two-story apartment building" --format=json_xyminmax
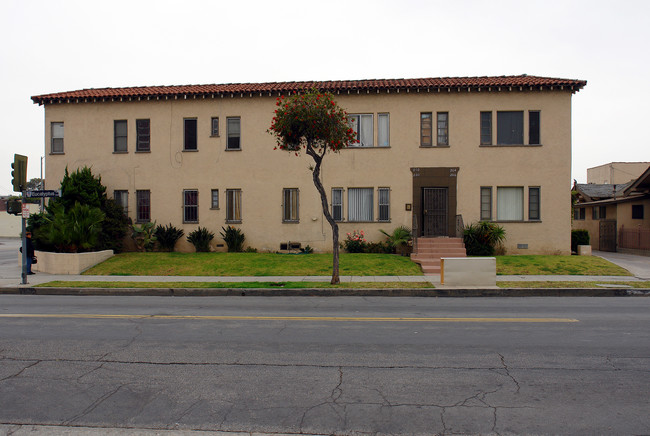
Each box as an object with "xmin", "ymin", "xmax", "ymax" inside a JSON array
[{"xmin": 32, "ymin": 75, "xmax": 586, "ymax": 253}]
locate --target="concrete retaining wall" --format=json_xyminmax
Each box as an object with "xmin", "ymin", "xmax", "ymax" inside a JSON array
[
  {"xmin": 33, "ymin": 250, "xmax": 114, "ymax": 274},
  {"xmin": 441, "ymin": 257, "xmax": 496, "ymax": 286}
]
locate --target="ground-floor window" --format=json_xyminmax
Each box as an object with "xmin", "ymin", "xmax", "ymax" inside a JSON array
[
  {"xmin": 226, "ymin": 189, "xmax": 242, "ymax": 222},
  {"xmin": 183, "ymin": 190, "xmax": 198, "ymax": 223}
]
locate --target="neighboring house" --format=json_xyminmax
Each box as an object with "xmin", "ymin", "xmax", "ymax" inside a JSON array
[
  {"xmin": 573, "ymin": 165, "xmax": 650, "ymax": 254},
  {"xmin": 32, "ymin": 75, "xmax": 586, "ymax": 254},
  {"xmin": 587, "ymin": 162, "xmax": 650, "ymax": 184}
]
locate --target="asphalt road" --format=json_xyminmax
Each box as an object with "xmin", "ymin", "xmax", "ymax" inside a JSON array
[{"xmin": 1, "ymin": 295, "xmax": 649, "ymax": 435}]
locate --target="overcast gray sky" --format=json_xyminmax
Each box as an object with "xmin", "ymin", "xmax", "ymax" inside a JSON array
[{"xmin": 1, "ymin": 0, "xmax": 648, "ymax": 195}]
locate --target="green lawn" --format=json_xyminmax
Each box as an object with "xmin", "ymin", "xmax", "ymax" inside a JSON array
[
  {"xmin": 81, "ymin": 252, "xmax": 632, "ymax": 277},
  {"xmin": 497, "ymin": 281, "xmax": 649, "ymax": 288},
  {"xmin": 496, "ymin": 255, "xmax": 631, "ymax": 276},
  {"xmin": 83, "ymin": 252, "xmax": 423, "ymax": 276}
]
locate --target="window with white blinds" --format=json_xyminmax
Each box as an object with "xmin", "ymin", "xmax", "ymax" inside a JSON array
[
  {"xmin": 497, "ymin": 187, "xmax": 524, "ymax": 221},
  {"xmin": 348, "ymin": 188, "xmax": 373, "ymax": 222}
]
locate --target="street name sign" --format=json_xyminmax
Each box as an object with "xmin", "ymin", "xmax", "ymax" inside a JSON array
[{"xmin": 25, "ymin": 190, "xmax": 62, "ymax": 198}]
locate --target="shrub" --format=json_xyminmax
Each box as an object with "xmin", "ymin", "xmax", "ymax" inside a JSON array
[
  {"xmin": 220, "ymin": 226, "xmax": 245, "ymax": 252},
  {"xmin": 155, "ymin": 224, "xmax": 184, "ymax": 252},
  {"xmin": 366, "ymin": 241, "xmax": 392, "ymax": 253},
  {"xmin": 131, "ymin": 221, "xmax": 157, "ymax": 252},
  {"xmin": 300, "ymin": 245, "xmax": 314, "ymax": 254},
  {"xmin": 43, "ymin": 202, "xmax": 106, "ymax": 253},
  {"xmin": 343, "ymin": 230, "xmax": 368, "ymax": 253},
  {"xmin": 98, "ymin": 198, "xmax": 130, "ymax": 253},
  {"xmin": 380, "ymin": 226, "xmax": 412, "ymax": 255},
  {"xmin": 463, "ymin": 221, "xmax": 506, "ymax": 256},
  {"xmin": 571, "ymin": 229, "xmax": 590, "ymax": 253},
  {"xmin": 188, "ymin": 227, "xmax": 215, "ymax": 252}
]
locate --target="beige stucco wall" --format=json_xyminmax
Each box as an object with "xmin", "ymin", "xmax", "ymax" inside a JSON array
[
  {"xmin": 587, "ymin": 162, "xmax": 650, "ymax": 184},
  {"xmin": 32, "ymin": 249, "xmax": 113, "ymax": 274},
  {"xmin": 41, "ymin": 89, "xmax": 575, "ymax": 254},
  {"xmin": 0, "ymin": 203, "xmax": 41, "ymax": 237}
]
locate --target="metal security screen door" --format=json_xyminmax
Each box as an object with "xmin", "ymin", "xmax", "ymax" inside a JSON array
[
  {"xmin": 422, "ymin": 187, "xmax": 448, "ymax": 236},
  {"xmin": 599, "ymin": 220, "xmax": 617, "ymax": 252}
]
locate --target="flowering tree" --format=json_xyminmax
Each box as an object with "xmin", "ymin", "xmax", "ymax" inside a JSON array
[{"xmin": 268, "ymin": 89, "xmax": 357, "ymax": 284}]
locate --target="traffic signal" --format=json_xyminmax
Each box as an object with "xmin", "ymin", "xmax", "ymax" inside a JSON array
[{"xmin": 11, "ymin": 154, "xmax": 27, "ymax": 192}]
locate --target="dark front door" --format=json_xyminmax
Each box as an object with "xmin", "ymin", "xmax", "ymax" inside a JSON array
[
  {"xmin": 599, "ymin": 220, "xmax": 617, "ymax": 252},
  {"xmin": 422, "ymin": 187, "xmax": 448, "ymax": 236}
]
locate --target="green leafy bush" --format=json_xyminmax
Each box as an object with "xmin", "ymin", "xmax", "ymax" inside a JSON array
[
  {"xmin": 188, "ymin": 227, "xmax": 215, "ymax": 252},
  {"xmin": 131, "ymin": 221, "xmax": 157, "ymax": 252},
  {"xmin": 380, "ymin": 226, "xmax": 412, "ymax": 255},
  {"xmin": 155, "ymin": 223, "xmax": 184, "ymax": 252},
  {"xmin": 463, "ymin": 221, "xmax": 506, "ymax": 256},
  {"xmin": 220, "ymin": 226, "xmax": 245, "ymax": 252},
  {"xmin": 43, "ymin": 202, "xmax": 105, "ymax": 253},
  {"xmin": 571, "ymin": 229, "xmax": 590, "ymax": 253}
]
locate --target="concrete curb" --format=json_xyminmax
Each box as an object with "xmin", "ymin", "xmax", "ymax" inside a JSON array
[{"xmin": 2, "ymin": 287, "xmax": 649, "ymax": 297}]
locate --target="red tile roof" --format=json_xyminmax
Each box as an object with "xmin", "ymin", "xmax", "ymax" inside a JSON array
[{"xmin": 31, "ymin": 75, "xmax": 587, "ymax": 105}]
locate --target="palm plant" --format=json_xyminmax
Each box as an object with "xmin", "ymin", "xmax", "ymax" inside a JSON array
[
  {"xmin": 188, "ymin": 227, "xmax": 215, "ymax": 252},
  {"xmin": 155, "ymin": 223, "xmax": 184, "ymax": 252},
  {"xmin": 380, "ymin": 226, "xmax": 412, "ymax": 255},
  {"xmin": 44, "ymin": 202, "xmax": 105, "ymax": 253},
  {"xmin": 463, "ymin": 221, "xmax": 506, "ymax": 256},
  {"xmin": 131, "ymin": 221, "xmax": 157, "ymax": 252},
  {"xmin": 219, "ymin": 226, "xmax": 245, "ymax": 252}
]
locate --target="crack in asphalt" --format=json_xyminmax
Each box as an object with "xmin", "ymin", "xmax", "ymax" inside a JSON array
[
  {"xmin": 63, "ymin": 385, "xmax": 126, "ymax": 425},
  {"xmin": 498, "ymin": 353, "xmax": 521, "ymax": 393},
  {"xmin": 0, "ymin": 360, "xmax": 40, "ymax": 382}
]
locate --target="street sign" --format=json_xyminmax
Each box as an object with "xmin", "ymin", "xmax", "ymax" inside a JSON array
[
  {"xmin": 21, "ymin": 203, "xmax": 30, "ymax": 219},
  {"xmin": 25, "ymin": 189, "xmax": 61, "ymax": 198}
]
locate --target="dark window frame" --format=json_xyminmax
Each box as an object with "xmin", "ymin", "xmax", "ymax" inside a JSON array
[
  {"xmin": 496, "ymin": 111, "xmax": 524, "ymax": 145},
  {"xmin": 226, "ymin": 189, "xmax": 242, "ymax": 222},
  {"xmin": 436, "ymin": 112, "xmax": 449, "ymax": 146},
  {"xmin": 529, "ymin": 111, "xmax": 541, "ymax": 145},
  {"xmin": 211, "ymin": 189, "xmax": 219, "ymax": 209},
  {"xmin": 226, "ymin": 117, "xmax": 241, "ymax": 150},
  {"xmin": 136, "ymin": 190, "xmax": 151, "ymax": 223},
  {"xmin": 420, "ymin": 112, "xmax": 432, "ymax": 147},
  {"xmin": 282, "ymin": 188, "xmax": 300, "ymax": 223},
  {"xmin": 136, "ymin": 119, "xmax": 150, "ymax": 152},
  {"xmin": 114, "ymin": 120, "xmax": 128, "ymax": 153},
  {"xmin": 184, "ymin": 118, "xmax": 198, "ymax": 151},
  {"xmin": 378, "ymin": 187, "xmax": 390, "ymax": 222},
  {"xmin": 332, "ymin": 188, "xmax": 343, "ymax": 222},
  {"xmin": 480, "ymin": 186, "xmax": 492, "ymax": 220},
  {"xmin": 183, "ymin": 189, "xmax": 199, "ymax": 223},
  {"xmin": 480, "ymin": 112, "xmax": 492, "ymax": 145},
  {"xmin": 528, "ymin": 187, "xmax": 541, "ymax": 221},
  {"xmin": 632, "ymin": 204, "xmax": 644, "ymax": 219},
  {"xmin": 211, "ymin": 117, "xmax": 219, "ymax": 137},
  {"xmin": 51, "ymin": 122, "xmax": 64, "ymax": 154}
]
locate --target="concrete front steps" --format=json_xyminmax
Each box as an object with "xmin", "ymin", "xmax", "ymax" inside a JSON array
[{"xmin": 410, "ymin": 237, "xmax": 467, "ymax": 274}]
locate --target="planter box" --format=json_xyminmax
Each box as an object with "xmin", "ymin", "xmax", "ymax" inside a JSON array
[
  {"xmin": 577, "ymin": 245, "xmax": 592, "ymax": 256},
  {"xmin": 32, "ymin": 250, "xmax": 114, "ymax": 274}
]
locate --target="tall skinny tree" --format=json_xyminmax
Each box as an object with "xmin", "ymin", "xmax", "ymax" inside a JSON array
[{"xmin": 268, "ymin": 90, "xmax": 357, "ymax": 284}]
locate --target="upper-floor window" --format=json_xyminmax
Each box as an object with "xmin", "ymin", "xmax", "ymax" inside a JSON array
[
  {"xmin": 632, "ymin": 204, "xmax": 644, "ymax": 219},
  {"xmin": 529, "ymin": 111, "xmax": 541, "ymax": 145},
  {"xmin": 51, "ymin": 122, "xmax": 64, "ymax": 154},
  {"xmin": 114, "ymin": 120, "xmax": 128, "ymax": 152},
  {"xmin": 349, "ymin": 114, "xmax": 373, "ymax": 147},
  {"xmin": 480, "ymin": 112, "xmax": 492, "ymax": 145},
  {"xmin": 183, "ymin": 189, "xmax": 198, "ymax": 223},
  {"xmin": 227, "ymin": 117, "xmax": 241, "ymax": 150},
  {"xmin": 437, "ymin": 112, "xmax": 449, "ymax": 146},
  {"xmin": 420, "ymin": 113, "xmax": 432, "ymax": 147},
  {"xmin": 211, "ymin": 117, "xmax": 219, "ymax": 137},
  {"xmin": 136, "ymin": 190, "xmax": 151, "ymax": 223},
  {"xmin": 283, "ymin": 188, "xmax": 299, "ymax": 223},
  {"xmin": 136, "ymin": 119, "xmax": 150, "ymax": 152},
  {"xmin": 592, "ymin": 205, "xmax": 606, "ymax": 220},
  {"xmin": 184, "ymin": 118, "xmax": 197, "ymax": 151},
  {"xmin": 114, "ymin": 190, "xmax": 128, "ymax": 216},
  {"xmin": 378, "ymin": 113, "xmax": 390, "ymax": 147},
  {"xmin": 574, "ymin": 207, "xmax": 586, "ymax": 220},
  {"xmin": 497, "ymin": 111, "xmax": 524, "ymax": 145}
]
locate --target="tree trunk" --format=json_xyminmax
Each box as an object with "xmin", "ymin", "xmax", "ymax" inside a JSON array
[{"xmin": 307, "ymin": 145, "xmax": 340, "ymax": 284}]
